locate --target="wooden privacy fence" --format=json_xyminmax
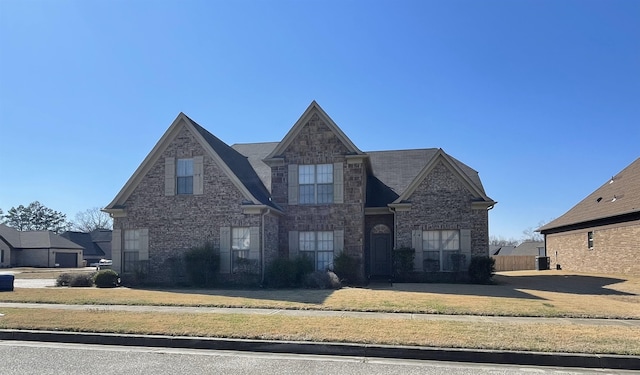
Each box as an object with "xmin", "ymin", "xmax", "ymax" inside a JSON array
[{"xmin": 492, "ymin": 255, "xmax": 537, "ymax": 271}]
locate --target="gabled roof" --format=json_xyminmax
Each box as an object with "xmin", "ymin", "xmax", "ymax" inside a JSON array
[
  {"xmin": 231, "ymin": 142, "xmax": 278, "ymax": 192},
  {"xmin": 512, "ymin": 241, "xmax": 545, "ymax": 256},
  {"xmin": 61, "ymin": 230, "xmax": 111, "ymax": 258},
  {"xmin": 264, "ymin": 101, "xmax": 364, "ymax": 160},
  {"xmin": 104, "ymin": 113, "xmax": 280, "ymax": 212},
  {"xmin": 0, "ymin": 224, "xmax": 84, "ymax": 250},
  {"xmin": 367, "ymin": 148, "xmax": 494, "ymax": 206},
  {"xmin": 539, "ymin": 157, "xmax": 640, "ymax": 232}
]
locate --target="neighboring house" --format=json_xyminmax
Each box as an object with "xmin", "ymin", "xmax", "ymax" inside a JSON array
[
  {"xmin": 490, "ymin": 245, "xmax": 516, "ymax": 256},
  {"xmin": 539, "ymin": 157, "xmax": 640, "ymax": 275},
  {"xmin": 0, "ymin": 224, "xmax": 84, "ymax": 268},
  {"xmin": 511, "ymin": 241, "xmax": 545, "ymax": 256},
  {"xmin": 61, "ymin": 229, "xmax": 112, "ymax": 267},
  {"xmin": 103, "ymin": 101, "xmax": 496, "ymax": 283}
]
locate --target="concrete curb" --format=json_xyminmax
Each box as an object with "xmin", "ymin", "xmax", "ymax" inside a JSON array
[{"xmin": 1, "ymin": 329, "xmax": 638, "ymax": 370}]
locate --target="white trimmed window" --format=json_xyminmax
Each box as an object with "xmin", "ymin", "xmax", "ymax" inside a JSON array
[
  {"xmin": 299, "ymin": 164, "xmax": 333, "ymax": 204},
  {"xmin": 300, "ymin": 231, "xmax": 334, "ymax": 271},
  {"xmin": 423, "ymin": 230, "xmax": 461, "ymax": 271},
  {"xmin": 123, "ymin": 229, "xmax": 141, "ymax": 273},
  {"xmin": 232, "ymin": 227, "xmax": 250, "ymax": 270},
  {"xmin": 177, "ymin": 158, "xmax": 194, "ymax": 195},
  {"xmin": 587, "ymin": 231, "xmax": 594, "ymax": 250}
]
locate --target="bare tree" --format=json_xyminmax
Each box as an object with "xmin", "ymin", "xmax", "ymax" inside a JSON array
[
  {"xmin": 521, "ymin": 220, "xmax": 547, "ymax": 242},
  {"xmin": 489, "ymin": 235, "xmax": 519, "ymax": 246},
  {"xmin": 73, "ymin": 207, "xmax": 113, "ymax": 232},
  {"xmin": 2, "ymin": 201, "xmax": 70, "ymax": 233}
]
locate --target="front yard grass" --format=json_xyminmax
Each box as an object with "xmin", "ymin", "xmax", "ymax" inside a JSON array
[
  {"xmin": 1, "ymin": 270, "xmax": 639, "ymax": 355},
  {"xmin": 0, "ymin": 307, "xmax": 638, "ymax": 355}
]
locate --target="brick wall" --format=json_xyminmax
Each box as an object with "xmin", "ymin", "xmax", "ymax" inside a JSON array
[
  {"xmin": 395, "ymin": 160, "xmax": 489, "ymax": 258},
  {"xmin": 114, "ymin": 125, "xmax": 265, "ymax": 282},
  {"xmin": 273, "ymin": 113, "xmax": 366, "ymax": 274},
  {"xmin": 546, "ymin": 220, "xmax": 640, "ymax": 275}
]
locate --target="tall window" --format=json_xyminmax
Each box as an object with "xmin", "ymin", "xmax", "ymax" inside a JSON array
[
  {"xmin": 232, "ymin": 227, "xmax": 250, "ymax": 270},
  {"xmin": 300, "ymin": 231, "xmax": 334, "ymax": 271},
  {"xmin": 299, "ymin": 164, "xmax": 333, "ymax": 204},
  {"xmin": 123, "ymin": 229, "xmax": 141, "ymax": 273},
  {"xmin": 423, "ymin": 230, "xmax": 460, "ymax": 271},
  {"xmin": 177, "ymin": 158, "xmax": 194, "ymax": 195},
  {"xmin": 587, "ymin": 231, "xmax": 594, "ymax": 249}
]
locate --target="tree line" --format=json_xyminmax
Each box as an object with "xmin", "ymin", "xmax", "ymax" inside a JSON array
[{"xmin": 0, "ymin": 201, "xmax": 112, "ymax": 234}]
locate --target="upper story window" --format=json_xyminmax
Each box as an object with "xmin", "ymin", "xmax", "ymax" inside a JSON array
[
  {"xmin": 177, "ymin": 158, "xmax": 194, "ymax": 195},
  {"xmin": 299, "ymin": 164, "xmax": 333, "ymax": 204}
]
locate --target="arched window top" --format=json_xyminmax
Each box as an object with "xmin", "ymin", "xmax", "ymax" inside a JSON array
[{"xmin": 372, "ymin": 224, "xmax": 391, "ymax": 234}]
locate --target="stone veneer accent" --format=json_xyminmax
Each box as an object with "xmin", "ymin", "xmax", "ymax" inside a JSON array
[
  {"xmin": 114, "ymin": 125, "xmax": 269, "ymax": 283},
  {"xmin": 545, "ymin": 220, "xmax": 640, "ymax": 275},
  {"xmin": 395, "ymin": 161, "xmax": 489, "ymax": 259}
]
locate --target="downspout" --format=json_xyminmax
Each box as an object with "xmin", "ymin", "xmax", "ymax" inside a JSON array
[{"xmin": 261, "ymin": 208, "xmax": 271, "ymax": 286}]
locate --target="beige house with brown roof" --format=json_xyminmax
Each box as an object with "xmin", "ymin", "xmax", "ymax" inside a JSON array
[{"xmin": 539, "ymin": 157, "xmax": 640, "ymax": 275}]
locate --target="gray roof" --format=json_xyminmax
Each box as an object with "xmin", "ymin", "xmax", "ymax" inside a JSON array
[
  {"xmin": 540, "ymin": 157, "xmax": 640, "ymax": 232},
  {"xmin": 231, "ymin": 142, "xmax": 278, "ymax": 191},
  {"xmin": 61, "ymin": 229, "xmax": 112, "ymax": 258},
  {"xmin": 512, "ymin": 241, "xmax": 545, "ymax": 256},
  {"xmin": 491, "ymin": 245, "xmax": 516, "ymax": 256},
  {"xmin": 0, "ymin": 224, "xmax": 84, "ymax": 250},
  {"xmin": 187, "ymin": 116, "xmax": 279, "ymax": 210}
]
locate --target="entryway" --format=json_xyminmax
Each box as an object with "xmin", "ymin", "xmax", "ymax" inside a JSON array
[{"xmin": 370, "ymin": 224, "xmax": 391, "ymax": 277}]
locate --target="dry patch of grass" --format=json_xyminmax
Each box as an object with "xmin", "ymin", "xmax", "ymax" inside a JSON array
[
  {"xmin": 0, "ymin": 307, "xmax": 638, "ymax": 355},
  {"xmin": 8, "ymin": 268, "xmax": 95, "ymax": 280}
]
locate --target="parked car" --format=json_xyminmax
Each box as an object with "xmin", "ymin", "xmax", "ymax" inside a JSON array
[{"xmin": 96, "ymin": 259, "xmax": 113, "ymax": 271}]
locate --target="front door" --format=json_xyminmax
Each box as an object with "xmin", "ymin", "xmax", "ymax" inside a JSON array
[{"xmin": 371, "ymin": 233, "xmax": 391, "ymax": 276}]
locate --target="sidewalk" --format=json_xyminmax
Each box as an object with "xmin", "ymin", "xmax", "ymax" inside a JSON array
[{"xmin": 1, "ymin": 302, "xmax": 639, "ymax": 327}]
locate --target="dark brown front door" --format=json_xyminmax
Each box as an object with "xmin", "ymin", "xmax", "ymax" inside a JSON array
[{"xmin": 371, "ymin": 233, "xmax": 391, "ymax": 276}]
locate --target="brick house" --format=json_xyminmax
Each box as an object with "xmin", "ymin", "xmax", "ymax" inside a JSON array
[
  {"xmin": 103, "ymin": 101, "xmax": 495, "ymax": 283},
  {"xmin": 539, "ymin": 157, "xmax": 640, "ymax": 275}
]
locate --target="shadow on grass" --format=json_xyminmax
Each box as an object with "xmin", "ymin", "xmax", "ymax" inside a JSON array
[
  {"xmin": 371, "ymin": 273, "xmax": 637, "ymax": 300},
  {"xmin": 132, "ymin": 286, "xmax": 336, "ymax": 305}
]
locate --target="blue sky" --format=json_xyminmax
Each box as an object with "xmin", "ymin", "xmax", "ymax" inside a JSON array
[{"xmin": 1, "ymin": 0, "xmax": 638, "ymax": 240}]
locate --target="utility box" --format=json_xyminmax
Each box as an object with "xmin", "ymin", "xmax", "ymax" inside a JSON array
[
  {"xmin": 0, "ymin": 275, "xmax": 15, "ymax": 292},
  {"xmin": 535, "ymin": 256, "xmax": 550, "ymax": 271}
]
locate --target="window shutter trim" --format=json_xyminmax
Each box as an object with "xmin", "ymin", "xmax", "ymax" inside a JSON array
[
  {"xmin": 289, "ymin": 231, "xmax": 299, "ymax": 260},
  {"xmin": 412, "ymin": 230, "xmax": 423, "ymax": 271},
  {"xmin": 220, "ymin": 227, "xmax": 231, "ymax": 274},
  {"xmin": 193, "ymin": 156, "xmax": 204, "ymax": 195},
  {"xmin": 333, "ymin": 229, "xmax": 344, "ymax": 256},
  {"xmin": 139, "ymin": 228, "xmax": 149, "ymax": 261},
  {"xmin": 288, "ymin": 164, "xmax": 298, "ymax": 205},
  {"xmin": 112, "ymin": 229, "xmax": 122, "ymax": 273},
  {"xmin": 333, "ymin": 162, "xmax": 344, "ymax": 204},
  {"xmin": 165, "ymin": 157, "xmax": 175, "ymax": 196},
  {"xmin": 249, "ymin": 226, "xmax": 260, "ymax": 260},
  {"xmin": 460, "ymin": 229, "xmax": 472, "ymax": 267}
]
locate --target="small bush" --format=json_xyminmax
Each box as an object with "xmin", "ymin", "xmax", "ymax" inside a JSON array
[
  {"xmin": 56, "ymin": 273, "xmax": 73, "ymax": 287},
  {"xmin": 56, "ymin": 272, "xmax": 94, "ymax": 287},
  {"xmin": 265, "ymin": 256, "xmax": 314, "ymax": 288},
  {"xmin": 94, "ymin": 269, "xmax": 119, "ymax": 288},
  {"xmin": 468, "ymin": 256, "xmax": 496, "ymax": 284},
  {"xmin": 393, "ymin": 247, "xmax": 415, "ymax": 278},
  {"xmin": 333, "ymin": 252, "xmax": 359, "ymax": 285},
  {"xmin": 184, "ymin": 242, "xmax": 220, "ymax": 287},
  {"xmin": 303, "ymin": 270, "xmax": 341, "ymax": 289}
]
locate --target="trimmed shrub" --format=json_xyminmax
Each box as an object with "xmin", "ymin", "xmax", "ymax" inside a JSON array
[
  {"xmin": 468, "ymin": 256, "xmax": 496, "ymax": 284},
  {"xmin": 333, "ymin": 252, "xmax": 359, "ymax": 285},
  {"xmin": 94, "ymin": 269, "xmax": 119, "ymax": 288},
  {"xmin": 56, "ymin": 272, "xmax": 94, "ymax": 287},
  {"xmin": 393, "ymin": 247, "xmax": 415, "ymax": 278},
  {"xmin": 56, "ymin": 273, "xmax": 73, "ymax": 287},
  {"xmin": 303, "ymin": 270, "xmax": 341, "ymax": 289},
  {"xmin": 265, "ymin": 256, "xmax": 314, "ymax": 288},
  {"xmin": 184, "ymin": 242, "xmax": 220, "ymax": 287}
]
